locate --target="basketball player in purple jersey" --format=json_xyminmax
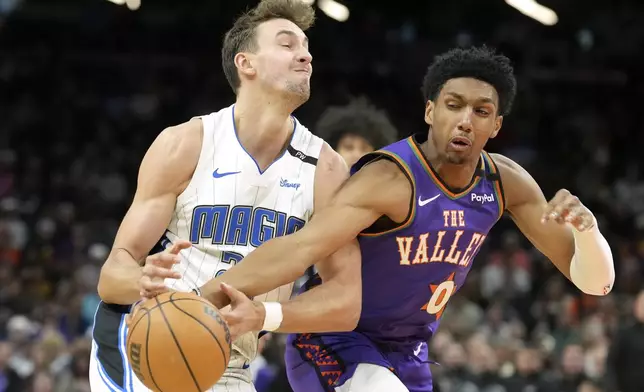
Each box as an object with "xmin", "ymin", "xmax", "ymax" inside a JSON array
[{"xmin": 145, "ymin": 46, "xmax": 615, "ymax": 391}]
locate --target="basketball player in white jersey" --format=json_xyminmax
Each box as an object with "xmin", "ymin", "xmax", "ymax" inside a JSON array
[{"xmin": 90, "ymin": 1, "xmax": 361, "ymax": 391}]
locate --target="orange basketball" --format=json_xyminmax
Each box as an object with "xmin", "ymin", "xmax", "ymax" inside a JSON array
[{"xmin": 126, "ymin": 292, "xmax": 231, "ymax": 392}]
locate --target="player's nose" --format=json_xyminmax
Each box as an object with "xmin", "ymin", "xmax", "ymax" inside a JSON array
[
  {"xmin": 297, "ymin": 48, "xmax": 312, "ymax": 65},
  {"xmin": 457, "ymin": 108, "xmax": 474, "ymax": 132}
]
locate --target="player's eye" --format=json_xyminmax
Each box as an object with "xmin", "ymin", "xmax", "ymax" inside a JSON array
[{"xmin": 446, "ymin": 103, "xmax": 460, "ymax": 110}]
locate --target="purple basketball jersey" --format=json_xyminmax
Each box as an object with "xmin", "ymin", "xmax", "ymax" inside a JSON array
[{"xmin": 285, "ymin": 133, "xmax": 504, "ymax": 392}]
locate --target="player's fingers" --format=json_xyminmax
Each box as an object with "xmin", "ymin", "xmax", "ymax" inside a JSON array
[
  {"xmin": 139, "ymin": 276, "xmax": 167, "ymax": 293},
  {"xmin": 220, "ymin": 283, "xmax": 246, "ymax": 305},
  {"xmin": 139, "ymin": 289, "xmax": 158, "ymax": 299},
  {"xmin": 556, "ymin": 194, "xmax": 581, "ymax": 222},
  {"xmin": 542, "ymin": 189, "xmax": 571, "ymax": 222},
  {"xmin": 565, "ymin": 205, "xmax": 594, "ymax": 231},
  {"xmin": 543, "ymin": 201, "xmax": 568, "ymax": 224},
  {"xmin": 224, "ymin": 321, "xmax": 243, "ymax": 341},
  {"xmin": 142, "ymin": 263, "xmax": 181, "ymax": 280},
  {"xmin": 218, "ymin": 307, "xmax": 231, "ymax": 318},
  {"xmin": 147, "ymin": 253, "xmax": 181, "ymax": 269},
  {"xmin": 168, "ymin": 240, "xmax": 192, "ymax": 255}
]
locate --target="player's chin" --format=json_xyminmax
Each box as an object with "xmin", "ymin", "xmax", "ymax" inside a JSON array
[
  {"xmin": 445, "ymin": 151, "xmax": 472, "ymax": 165},
  {"xmin": 287, "ymin": 85, "xmax": 310, "ymax": 102}
]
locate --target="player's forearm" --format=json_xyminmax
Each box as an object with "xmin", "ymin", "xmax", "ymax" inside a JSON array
[
  {"xmin": 98, "ymin": 250, "xmax": 143, "ymax": 305},
  {"xmin": 201, "ymin": 235, "xmax": 315, "ymax": 308},
  {"xmin": 569, "ymin": 219, "xmax": 615, "ymax": 296},
  {"xmin": 275, "ymin": 279, "xmax": 361, "ymax": 333}
]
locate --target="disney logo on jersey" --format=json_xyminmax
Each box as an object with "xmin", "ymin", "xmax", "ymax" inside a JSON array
[
  {"xmin": 470, "ymin": 193, "xmax": 495, "ymax": 204},
  {"xmin": 280, "ymin": 178, "xmax": 301, "ymax": 190}
]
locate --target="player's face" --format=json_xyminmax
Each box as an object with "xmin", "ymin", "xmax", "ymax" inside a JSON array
[
  {"xmin": 336, "ymin": 134, "xmax": 374, "ymax": 167},
  {"xmin": 243, "ymin": 19, "xmax": 312, "ymax": 103},
  {"xmin": 425, "ymin": 77, "xmax": 503, "ymax": 165}
]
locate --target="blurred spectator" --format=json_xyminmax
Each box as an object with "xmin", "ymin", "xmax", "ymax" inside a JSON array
[
  {"xmin": 1, "ymin": 0, "xmax": 643, "ymax": 391},
  {"xmin": 606, "ymin": 290, "xmax": 644, "ymax": 392},
  {"xmin": 0, "ymin": 341, "xmax": 25, "ymax": 392},
  {"xmin": 502, "ymin": 347, "xmax": 558, "ymax": 391}
]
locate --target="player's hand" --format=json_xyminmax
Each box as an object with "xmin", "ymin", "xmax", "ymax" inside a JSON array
[
  {"xmin": 126, "ymin": 299, "xmax": 145, "ymax": 329},
  {"xmin": 541, "ymin": 189, "xmax": 595, "ymax": 232},
  {"xmin": 218, "ymin": 283, "xmax": 265, "ymax": 341},
  {"xmin": 139, "ymin": 240, "xmax": 191, "ymax": 299}
]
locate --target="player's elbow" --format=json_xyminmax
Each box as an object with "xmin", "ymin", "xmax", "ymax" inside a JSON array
[
  {"xmin": 97, "ymin": 258, "xmax": 141, "ymax": 304},
  {"xmin": 97, "ymin": 266, "xmax": 115, "ymax": 303},
  {"xmin": 570, "ymin": 259, "xmax": 615, "ymax": 296},
  {"xmin": 331, "ymin": 277, "xmax": 362, "ymax": 331},
  {"xmin": 338, "ymin": 296, "xmax": 361, "ymax": 331},
  {"xmin": 576, "ymin": 275, "xmax": 615, "ymax": 296},
  {"xmin": 97, "ymin": 263, "xmax": 120, "ymax": 303}
]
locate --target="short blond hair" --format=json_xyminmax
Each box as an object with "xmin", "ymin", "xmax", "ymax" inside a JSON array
[{"xmin": 222, "ymin": 0, "xmax": 315, "ymax": 93}]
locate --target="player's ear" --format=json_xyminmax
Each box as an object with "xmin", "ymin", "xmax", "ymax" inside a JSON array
[
  {"xmin": 424, "ymin": 100, "xmax": 434, "ymax": 126},
  {"xmin": 235, "ymin": 52, "xmax": 256, "ymax": 79},
  {"xmin": 490, "ymin": 115, "xmax": 503, "ymax": 139}
]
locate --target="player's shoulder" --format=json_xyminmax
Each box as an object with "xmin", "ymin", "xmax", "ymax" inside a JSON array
[
  {"xmin": 155, "ymin": 118, "xmax": 203, "ymax": 160},
  {"xmin": 314, "ymin": 142, "xmax": 349, "ymax": 193},
  {"xmin": 139, "ymin": 118, "xmax": 203, "ymax": 192},
  {"xmin": 488, "ymin": 153, "xmax": 532, "ymax": 183},
  {"xmin": 343, "ymin": 152, "xmax": 410, "ymax": 197},
  {"xmin": 318, "ymin": 142, "xmax": 348, "ymax": 175},
  {"xmin": 488, "ymin": 152, "xmax": 541, "ymax": 209}
]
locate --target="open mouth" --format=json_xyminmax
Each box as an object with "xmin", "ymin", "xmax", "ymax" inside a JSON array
[{"xmin": 448, "ymin": 136, "xmax": 472, "ymax": 151}]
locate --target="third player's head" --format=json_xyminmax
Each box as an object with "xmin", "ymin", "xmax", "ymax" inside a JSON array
[
  {"xmin": 421, "ymin": 46, "xmax": 517, "ymax": 165},
  {"xmin": 222, "ymin": 0, "xmax": 315, "ymax": 107},
  {"xmin": 315, "ymin": 97, "xmax": 398, "ymax": 167}
]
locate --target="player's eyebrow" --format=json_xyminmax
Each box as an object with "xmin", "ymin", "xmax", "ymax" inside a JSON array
[
  {"xmin": 444, "ymin": 92, "xmax": 496, "ymax": 106},
  {"xmin": 276, "ymin": 30, "xmax": 309, "ymax": 46}
]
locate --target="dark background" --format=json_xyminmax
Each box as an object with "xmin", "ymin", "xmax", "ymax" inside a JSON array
[{"xmin": 1, "ymin": 0, "xmax": 643, "ymax": 391}]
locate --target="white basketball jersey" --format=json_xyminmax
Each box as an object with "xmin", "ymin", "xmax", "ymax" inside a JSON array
[{"xmin": 163, "ymin": 104, "xmax": 324, "ymax": 375}]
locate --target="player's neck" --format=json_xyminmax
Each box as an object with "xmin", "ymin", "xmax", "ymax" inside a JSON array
[
  {"xmin": 234, "ymin": 92, "xmax": 296, "ymax": 171},
  {"xmin": 423, "ymin": 141, "xmax": 479, "ymax": 190}
]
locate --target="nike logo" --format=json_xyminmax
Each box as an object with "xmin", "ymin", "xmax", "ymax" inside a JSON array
[
  {"xmin": 414, "ymin": 342, "xmax": 423, "ymax": 357},
  {"xmin": 212, "ymin": 169, "xmax": 241, "ymax": 178},
  {"xmin": 418, "ymin": 194, "xmax": 440, "ymax": 206}
]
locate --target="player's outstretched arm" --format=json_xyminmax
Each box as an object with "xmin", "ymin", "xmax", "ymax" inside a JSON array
[
  {"xmin": 493, "ymin": 153, "xmax": 614, "ymax": 296},
  {"xmin": 263, "ymin": 144, "xmax": 361, "ymax": 333},
  {"xmin": 201, "ymin": 155, "xmax": 411, "ymax": 311},
  {"xmin": 97, "ymin": 119, "xmax": 202, "ymax": 305}
]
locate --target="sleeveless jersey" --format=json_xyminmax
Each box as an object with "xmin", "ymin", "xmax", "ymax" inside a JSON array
[
  {"xmin": 353, "ymin": 133, "xmax": 504, "ymax": 346},
  {"xmin": 164, "ymin": 104, "xmax": 324, "ymax": 370}
]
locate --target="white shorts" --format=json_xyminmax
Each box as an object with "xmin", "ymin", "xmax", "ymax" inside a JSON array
[
  {"xmin": 89, "ymin": 341, "xmax": 257, "ymax": 392},
  {"xmin": 90, "ymin": 301, "xmax": 258, "ymax": 392},
  {"xmin": 334, "ymin": 364, "xmax": 409, "ymax": 392}
]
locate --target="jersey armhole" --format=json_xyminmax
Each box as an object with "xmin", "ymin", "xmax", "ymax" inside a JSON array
[
  {"xmin": 176, "ymin": 116, "xmax": 209, "ymax": 201},
  {"xmin": 482, "ymin": 151, "xmax": 506, "ymax": 219},
  {"xmin": 356, "ymin": 152, "xmax": 416, "ymax": 237}
]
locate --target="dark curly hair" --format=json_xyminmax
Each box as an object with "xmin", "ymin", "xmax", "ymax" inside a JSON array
[
  {"xmin": 421, "ymin": 46, "xmax": 517, "ymax": 116},
  {"xmin": 315, "ymin": 97, "xmax": 398, "ymax": 150}
]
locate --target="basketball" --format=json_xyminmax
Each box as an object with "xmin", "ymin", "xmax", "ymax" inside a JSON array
[{"xmin": 125, "ymin": 292, "xmax": 232, "ymax": 392}]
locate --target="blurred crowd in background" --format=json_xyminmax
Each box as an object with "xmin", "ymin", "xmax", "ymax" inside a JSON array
[{"xmin": 1, "ymin": 0, "xmax": 644, "ymax": 391}]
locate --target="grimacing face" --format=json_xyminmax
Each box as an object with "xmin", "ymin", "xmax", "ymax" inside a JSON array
[
  {"xmin": 425, "ymin": 77, "xmax": 503, "ymax": 165},
  {"xmin": 235, "ymin": 18, "xmax": 312, "ymax": 103}
]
